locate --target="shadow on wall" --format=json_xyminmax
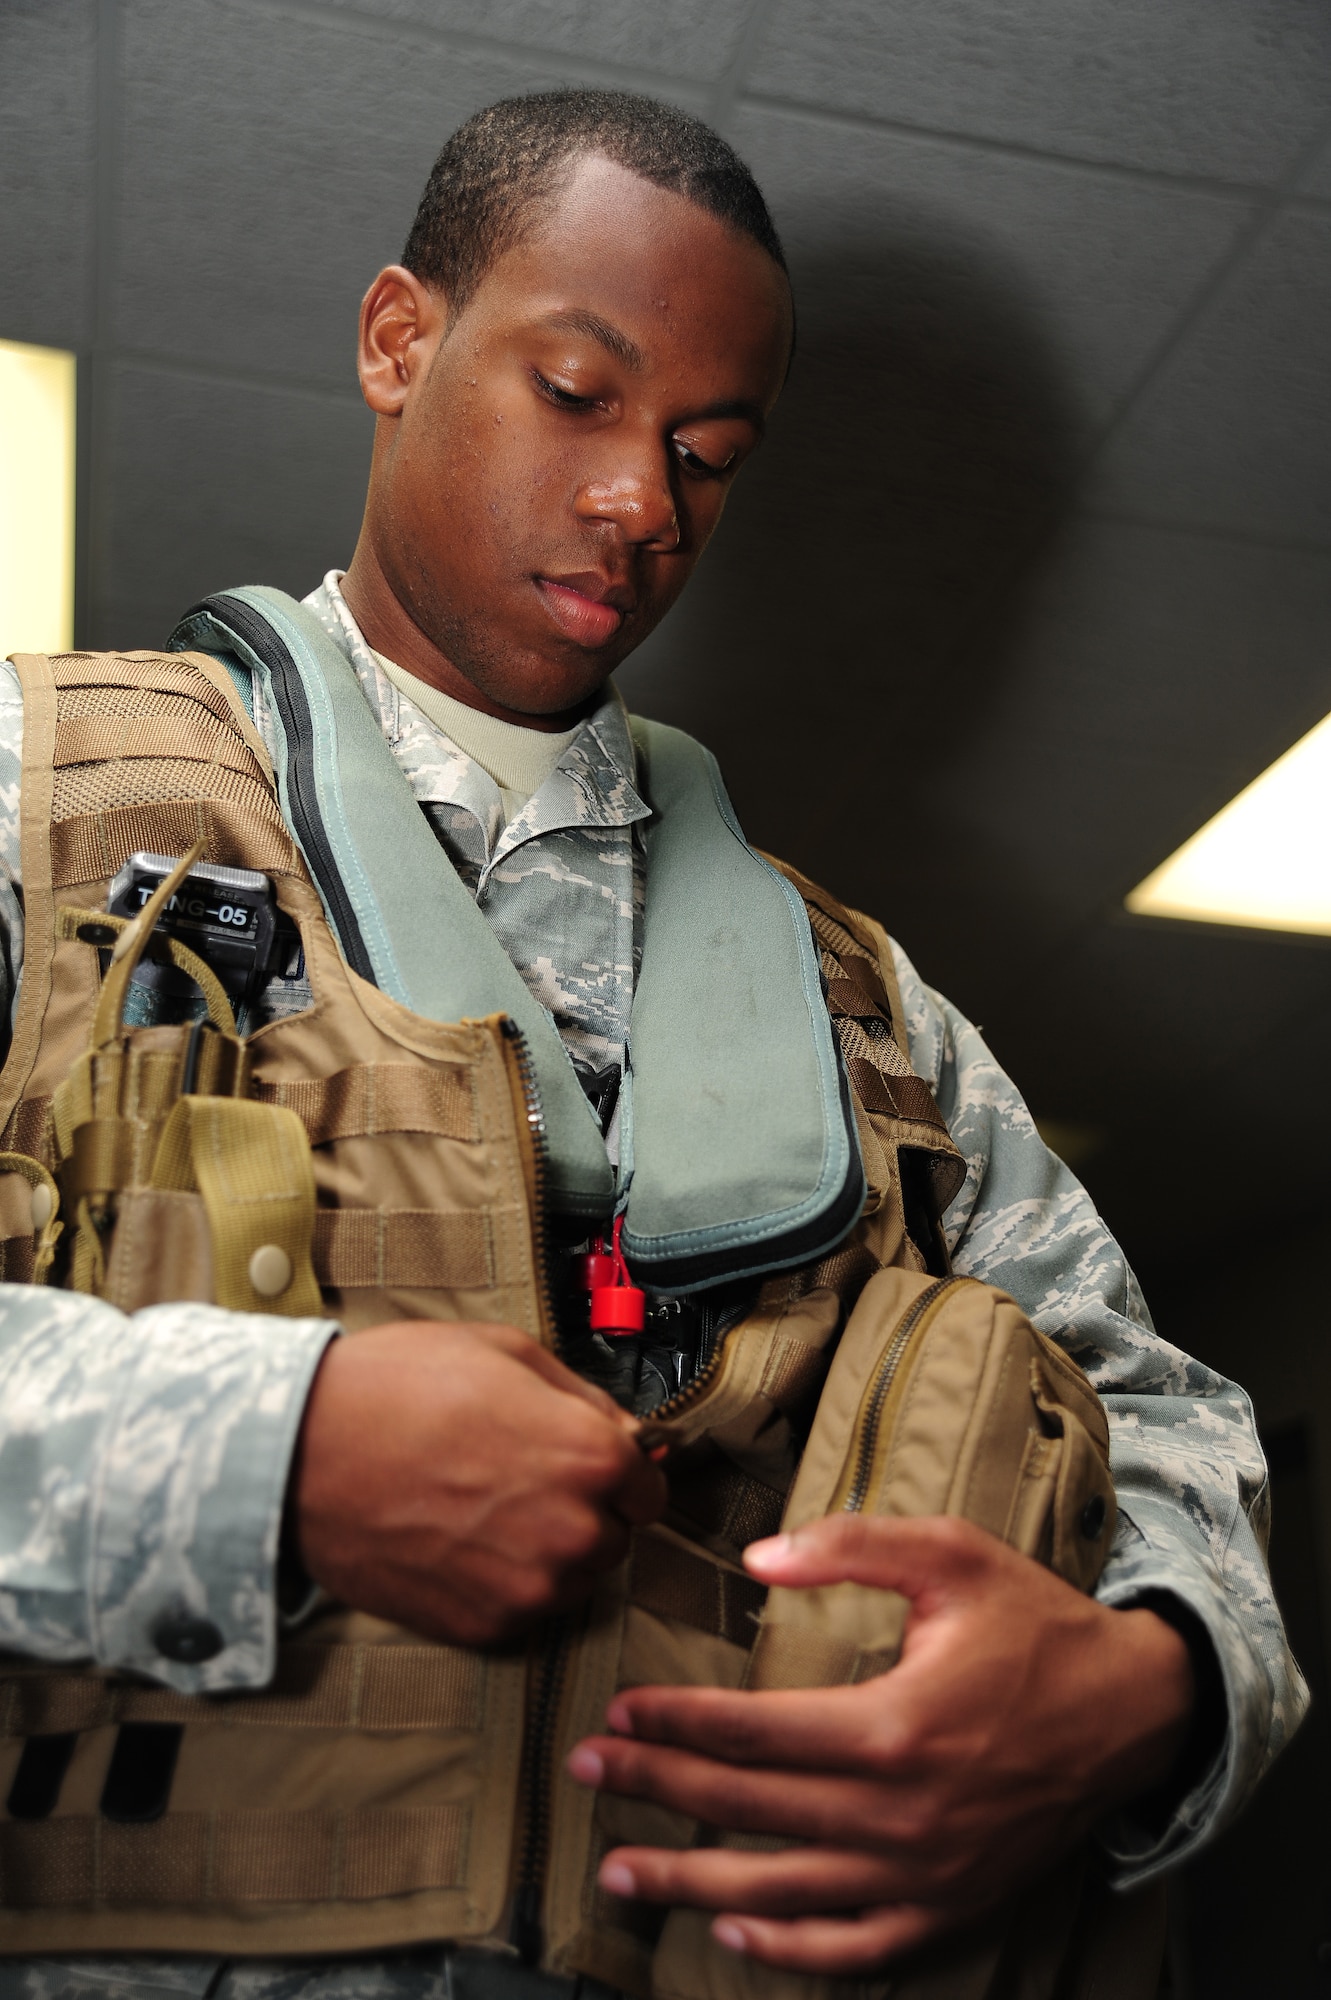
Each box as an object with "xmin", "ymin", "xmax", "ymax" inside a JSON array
[{"xmin": 618, "ymin": 213, "xmax": 1081, "ymax": 959}]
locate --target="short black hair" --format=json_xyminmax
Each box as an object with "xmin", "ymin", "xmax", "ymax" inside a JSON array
[{"xmin": 402, "ymin": 88, "xmax": 788, "ymax": 313}]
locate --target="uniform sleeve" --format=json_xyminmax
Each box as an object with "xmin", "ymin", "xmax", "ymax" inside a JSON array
[
  {"xmin": 889, "ymin": 937, "xmax": 1308, "ymax": 1883},
  {"xmin": 0, "ymin": 658, "xmax": 338, "ymax": 1696},
  {"xmin": 0, "ymin": 1287, "xmax": 336, "ymax": 1693}
]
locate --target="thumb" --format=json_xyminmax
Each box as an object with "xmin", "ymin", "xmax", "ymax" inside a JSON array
[
  {"xmin": 743, "ymin": 1514, "xmax": 1000, "ymax": 1611},
  {"xmin": 482, "ymin": 1324, "xmax": 640, "ymax": 1429}
]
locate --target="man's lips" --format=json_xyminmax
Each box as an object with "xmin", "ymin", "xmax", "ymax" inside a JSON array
[{"xmin": 535, "ymin": 575, "xmax": 628, "ymax": 648}]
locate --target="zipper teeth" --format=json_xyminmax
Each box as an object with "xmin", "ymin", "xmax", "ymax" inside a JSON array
[
  {"xmin": 513, "ymin": 1621, "xmax": 570, "ymax": 1959},
  {"xmin": 648, "ymin": 1297, "xmax": 744, "ymax": 1423},
  {"xmin": 650, "ymin": 1339, "xmax": 725, "ymax": 1424},
  {"xmin": 200, "ymin": 596, "xmax": 377, "ymax": 984},
  {"xmin": 500, "ymin": 1020, "xmax": 560, "ymax": 1348},
  {"xmin": 844, "ymin": 1278, "xmax": 957, "ymax": 1513}
]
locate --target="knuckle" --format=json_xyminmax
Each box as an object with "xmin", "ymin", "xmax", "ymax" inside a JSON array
[
  {"xmin": 542, "ymin": 1504, "xmax": 600, "ymax": 1564},
  {"xmin": 501, "ymin": 1566, "xmax": 559, "ymax": 1618}
]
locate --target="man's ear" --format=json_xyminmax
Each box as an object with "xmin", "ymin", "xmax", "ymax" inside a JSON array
[{"xmin": 357, "ymin": 265, "xmax": 447, "ymax": 416}]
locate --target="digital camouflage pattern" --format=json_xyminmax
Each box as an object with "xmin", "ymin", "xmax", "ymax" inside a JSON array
[{"xmin": 0, "ymin": 589, "xmax": 1306, "ymax": 1995}]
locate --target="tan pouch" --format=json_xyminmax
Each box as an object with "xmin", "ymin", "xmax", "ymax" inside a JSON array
[
  {"xmin": 48, "ymin": 847, "xmax": 320, "ymax": 1317},
  {"xmin": 651, "ymin": 1268, "xmax": 1139, "ymax": 2000}
]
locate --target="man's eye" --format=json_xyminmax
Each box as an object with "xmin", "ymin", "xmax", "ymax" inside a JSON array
[
  {"xmin": 533, "ymin": 371, "xmax": 596, "ymax": 412},
  {"xmin": 673, "ymin": 439, "xmax": 735, "ymax": 480}
]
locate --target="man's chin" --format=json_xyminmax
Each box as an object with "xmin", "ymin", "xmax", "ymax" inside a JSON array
[{"xmin": 457, "ymin": 651, "xmax": 618, "ymax": 727}]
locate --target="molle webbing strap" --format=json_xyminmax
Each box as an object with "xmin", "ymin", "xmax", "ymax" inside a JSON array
[
  {"xmin": 51, "ymin": 653, "xmax": 247, "ymax": 717},
  {"xmin": 768, "ymin": 854, "xmax": 968, "ymax": 1219},
  {"xmin": 1, "ymin": 1096, "xmax": 52, "ymax": 1163},
  {"xmin": 629, "ymin": 1535, "xmax": 768, "ymax": 1650},
  {"xmin": 40, "ymin": 649, "xmax": 295, "ymax": 893},
  {"xmin": 0, "ymin": 1641, "xmax": 485, "ymax": 1736},
  {"xmin": 54, "ymin": 715, "xmax": 262, "ymax": 780},
  {"xmin": 0, "ymin": 1806, "xmax": 469, "ymax": 1907},
  {"xmin": 313, "ymin": 1208, "xmax": 496, "ymax": 1291},
  {"xmin": 765, "ymin": 851, "xmax": 912, "ymax": 1058},
  {"xmin": 51, "ymin": 801, "xmax": 296, "ymax": 893},
  {"xmin": 255, "ymin": 1064, "xmax": 479, "ymax": 1147},
  {"xmin": 843, "ymin": 1062, "xmax": 952, "ymax": 1135}
]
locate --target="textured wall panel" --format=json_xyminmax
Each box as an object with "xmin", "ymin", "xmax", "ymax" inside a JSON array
[
  {"xmin": 0, "ymin": 0, "xmax": 97, "ymax": 350},
  {"xmin": 113, "ymin": 0, "xmax": 573, "ymax": 384},
  {"xmin": 732, "ymin": 106, "xmax": 1253, "ymax": 452},
  {"xmin": 748, "ymin": 0, "xmax": 1331, "ymax": 183},
  {"xmin": 1294, "ymin": 132, "xmax": 1331, "ymax": 201},
  {"xmin": 93, "ymin": 363, "xmax": 372, "ymax": 647},
  {"xmin": 1084, "ymin": 210, "xmax": 1331, "ymax": 546},
  {"xmin": 321, "ymin": 0, "xmax": 751, "ymax": 81}
]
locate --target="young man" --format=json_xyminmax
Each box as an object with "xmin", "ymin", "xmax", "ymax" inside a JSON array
[{"xmin": 0, "ymin": 91, "xmax": 1300, "ymax": 2000}]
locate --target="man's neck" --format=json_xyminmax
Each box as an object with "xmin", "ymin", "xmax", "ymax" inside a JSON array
[{"xmin": 339, "ymin": 547, "xmax": 590, "ymax": 735}]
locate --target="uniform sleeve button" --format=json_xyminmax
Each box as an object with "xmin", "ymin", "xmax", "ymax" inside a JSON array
[
  {"xmin": 151, "ymin": 1611, "xmax": 225, "ymax": 1664},
  {"xmin": 1079, "ymin": 1494, "xmax": 1107, "ymax": 1541}
]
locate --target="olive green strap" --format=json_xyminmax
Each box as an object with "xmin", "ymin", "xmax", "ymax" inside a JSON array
[{"xmin": 150, "ymin": 1097, "xmax": 321, "ymax": 1317}]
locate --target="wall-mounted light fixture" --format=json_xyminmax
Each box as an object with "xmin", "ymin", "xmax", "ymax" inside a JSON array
[
  {"xmin": 0, "ymin": 338, "xmax": 77, "ymax": 657},
  {"xmin": 1126, "ymin": 715, "xmax": 1331, "ymax": 938}
]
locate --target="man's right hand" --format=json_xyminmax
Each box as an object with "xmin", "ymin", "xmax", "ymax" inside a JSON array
[{"xmin": 292, "ymin": 1320, "xmax": 665, "ymax": 1646}]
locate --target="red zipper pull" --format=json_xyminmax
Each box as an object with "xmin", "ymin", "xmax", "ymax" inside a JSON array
[
  {"xmin": 575, "ymin": 1235, "xmax": 616, "ymax": 1293},
  {"xmin": 588, "ymin": 1214, "xmax": 645, "ymax": 1336}
]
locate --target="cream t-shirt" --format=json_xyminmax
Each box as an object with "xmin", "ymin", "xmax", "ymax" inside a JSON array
[{"xmin": 372, "ymin": 648, "xmax": 580, "ymax": 824}]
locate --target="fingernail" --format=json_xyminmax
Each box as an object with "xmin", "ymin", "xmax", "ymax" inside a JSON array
[
  {"xmin": 566, "ymin": 1745, "xmax": 604, "ymax": 1786},
  {"xmin": 605, "ymin": 1699, "xmax": 634, "ymax": 1735},
  {"xmin": 599, "ymin": 1861, "xmax": 636, "ymax": 1897},
  {"xmin": 744, "ymin": 1533, "xmax": 794, "ymax": 1573},
  {"xmin": 713, "ymin": 1921, "xmax": 748, "ymax": 1955}
]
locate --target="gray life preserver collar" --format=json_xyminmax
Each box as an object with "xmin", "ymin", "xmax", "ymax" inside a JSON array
[{"xmin": 169, "ymin": 586, "xmax": 864, "ymax": 1291}]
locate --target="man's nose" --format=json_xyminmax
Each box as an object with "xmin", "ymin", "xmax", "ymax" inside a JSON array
[{"xmin": 575, "ymin": 449, "xmax": 681, "ymax": 551}]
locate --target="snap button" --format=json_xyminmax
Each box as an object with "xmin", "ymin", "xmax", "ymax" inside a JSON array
[
  {"xmin": 151, "ymin": 1611, "xmax": 224, "ymax": 1665},
  {"xmin": 29, "ymin": 1183, "xmax": 52, "ymax": 1232},
  {"xmin": 75, "ymin": 921, "xmax": 118, "ymax": 947},
  {"xmin": 248, "ymin": 1244, "xmax": 292, "ymax": 1298},
  {"xmin": 1079, "ymin": 1494, "xmax": 1106, "ymax": 1541}
]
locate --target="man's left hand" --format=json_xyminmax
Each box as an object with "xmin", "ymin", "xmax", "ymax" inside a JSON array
[{"xmin": 567, "ymin": 1516, "xmax": 1195, "ymax": 1974}]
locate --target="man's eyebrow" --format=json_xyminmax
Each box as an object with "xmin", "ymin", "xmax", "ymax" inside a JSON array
[
  {"xmin": 690, "ymin": 398, "xmax": 767, "ymax": 436},
  {"xmin": 539, "ymin": 308, "xmax": 646, "ymax": 371}
]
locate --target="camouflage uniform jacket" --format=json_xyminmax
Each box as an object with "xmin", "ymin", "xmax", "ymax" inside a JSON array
[{"xmin": 0, "ymin": 584, "xmax": 1306, "ymax": 1997}]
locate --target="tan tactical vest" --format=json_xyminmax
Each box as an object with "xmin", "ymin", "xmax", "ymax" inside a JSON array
[{"xmin": 0, "ymin": 649, "xmax": 1159, "ymax": 2000}]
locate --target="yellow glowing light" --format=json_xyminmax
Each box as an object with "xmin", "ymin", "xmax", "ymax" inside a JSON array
[
  {"xmin": 0, "ymin": 339, "xmax": 76, "ymax": 657},
  {"xmin": 1126, "ymin": 713, "xmax": 1331, "ymax": 936}
]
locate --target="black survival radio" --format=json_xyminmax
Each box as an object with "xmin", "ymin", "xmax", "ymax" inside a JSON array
[{"xmin": 107, "ymin": 851, "xmax": 301, "ymax": 1008}]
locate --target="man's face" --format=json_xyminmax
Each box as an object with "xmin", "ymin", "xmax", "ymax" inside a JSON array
[{"xmin": 359, "ymin": 154, "xmax": 793, "ymax": 718}]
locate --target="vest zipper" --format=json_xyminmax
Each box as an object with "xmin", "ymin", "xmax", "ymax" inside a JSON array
[
  {"xmin": 842, "ymin": 1277, "xmax": 960, "ymax": 1512},
  {"xmin": 634, "ymin": 1287, "xmax": 755, "ymax": 1433},
  {"xmin": 498, "ymin": 1017, "xmax": 560, "ymax": 1350},
  {"xmin": 511, "ymin": 1617, "xmax": 572, "ymax": 1963},
  {"xmin": 497, "ymin": 1017, "xmax": 579, "ymax": 1961}
]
